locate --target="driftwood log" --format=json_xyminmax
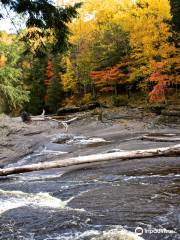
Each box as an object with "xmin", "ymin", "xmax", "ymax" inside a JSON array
[
  {"xmin": 118, "ymin": 134, "xmax": 180, "ymax": 143},
  {"xmin": 29, "ymin": 109, "xmax": 80, "ymax": 131},
  {"xmin": 0, "ymin": 144, "xmax": 180, "ymax": 176},
  {"xmin": 141, "ymin": 135, "xmax": 180, "ymax": 142},
  {"xmin": 31, "ymin": 115, "xmax": 68, "ymax": 131}
]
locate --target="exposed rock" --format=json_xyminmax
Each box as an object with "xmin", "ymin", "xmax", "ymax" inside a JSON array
[
  {"xmin": 0, "ymin": 106, "xmax": 179, "ymax": 167},
  {"xmin": 161, "ymin": 110, "xmax": 180, "ymax": 117},
  {"xmin": 57, "ymin": 102, "xmax": 102, "ymax": 115},
  {"xmin": 0, "ymin": 115, "xmax": 60, "ymax": 166}
]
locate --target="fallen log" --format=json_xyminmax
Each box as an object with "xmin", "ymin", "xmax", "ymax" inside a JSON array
[
  {"xmin": 141, "ymin": 135, "xmax": 180, "ymax": 142},
  {"xmin": 0, "ymin": 144, "xmax": 180, "ymax": 176},
  {"xmin": 31, "ymin": 116, "xmax": 68, "ymax": 131},
  {"xmin": 21, "ymin": 110, "xmax": 68, "ymax": 131},
  {"xmin": 48, "ymin": 117, "xmax": 68, "ymax": 131},
  {"xmin": 31, "ymin": 116, "xmax": 83, "ymax": 131},
  {"xmin": 30, "ymin": 109, "xmax": 82, "ymax": 130},
  {"xmin": 64, "ymin": 116, "xmax": 79, "ymax": 124}
]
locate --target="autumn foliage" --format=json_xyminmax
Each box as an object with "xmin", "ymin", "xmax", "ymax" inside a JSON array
[
  {"xmin": 148, "ymin": 78, "xmax": 167, "ymax": 103},
  {"xmin": 90, "ymin": 64, "xmax": 125, "ymax": 93},
  {"xmin": 44, "ymin": 59, "xmax": 53, "ymax": 102},
  {"xmin": 45, "ymin": 59, "xmax": 53, "ymax": 87},
  {"xmin": 147, "ymin": 62, "xmax": 169, "ymax": 103},
  {"xmin": 1, "ymin": 0, "xmax": 180, "ymax": 114}
]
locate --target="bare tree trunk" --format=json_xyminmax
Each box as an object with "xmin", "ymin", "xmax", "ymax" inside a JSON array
[{"xmin": 0, "ymin": 144, "xmax": 180, "ymax": 176}]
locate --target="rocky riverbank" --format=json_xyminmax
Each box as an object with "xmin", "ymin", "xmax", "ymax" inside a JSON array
[
  {"xmin": 0, "ymin": 114, "xmax": 59, "ymax": 166},
  {"xmin": 0, "ymin": 107, "xmax": 179, "ymax": 167},
  {"xmin": 0, "ymin": 107, "xmax": 180, "ymax": 240}
]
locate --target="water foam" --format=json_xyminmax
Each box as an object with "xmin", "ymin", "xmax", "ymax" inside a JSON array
[
  {"xmin": 37, "ymin": 147, "xmax": 68, "ymax": 156},
  {"xmin": 67, "ymin": 136, "xmax": 108, "ymax": 145},
  {"xmin": 7, "ymin": 148, "xmax": 67, "ymax": 168},
  {"xmin": 52, "ymin": 133, "xmax": 109, "ymax": 145},
  {"xmin": 123, "ymin": 174, "xmax": 180, "ymax": 181},
  {"xmin": 42, "ymin": 227, "xmax": 144, "ymax": 240},
  {"xmin": 91, "ymin": 228, "xmax": 144, "ymax": 240},
  {"xmin": 0, "ymin": 189, "xmax": 73, "ymax": 214},
  {"xmin": 17, "ymin": 172, "xmax": 65, "ymax": 181}
]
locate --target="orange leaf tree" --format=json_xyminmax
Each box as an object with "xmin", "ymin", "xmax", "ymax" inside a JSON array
[
  {"xmin": 44, "ymin": 59, "xmax": 53, "ymax": 102},
  {"xmin": 147, "ymin": 61, "xmax": 169, "ymax": 103},
  {"xmin": 90, "ymin": 64, "xmax": 125, "ymax": 95}
]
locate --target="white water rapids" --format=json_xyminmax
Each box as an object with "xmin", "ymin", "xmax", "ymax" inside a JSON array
[
  {"xmin": 1, "ymin": 133, "xmax": 179, "ymax": 240},
  {"xmin": 0, "ymin": 189, "xmax": 74, "ymax": 214}
]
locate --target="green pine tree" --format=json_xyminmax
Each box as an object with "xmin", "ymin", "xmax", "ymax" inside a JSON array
[
  {"xmin": 25, "ymin": 57, "xmax": 47, "ymax": 115},
  {"xmin": 46, "ymin": 76, "xmax": 63, "ymax": 113}
]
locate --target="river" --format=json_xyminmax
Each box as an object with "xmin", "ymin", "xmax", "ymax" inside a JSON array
[{"xmin": 0, "ymin": 129, "xmax": 179, "ymax": 240}]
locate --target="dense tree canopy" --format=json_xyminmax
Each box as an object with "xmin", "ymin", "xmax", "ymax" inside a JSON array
[
  {"xmin": 0, "ymin": 0, "xmax": 179, "ymax": 114},
  {"xmin": 0, "ymin": 0, "xmax": 81, "ymax": 52},
  {"xmin": 0, "ymin": 32, "xmax": 29, "ymax": 112}
]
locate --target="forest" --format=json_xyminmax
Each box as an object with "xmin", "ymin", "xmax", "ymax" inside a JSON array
[
  {"xmin": 0, "ymin": 0, "xmax": 179, "ymax": 115},
  {"xmin": 0, "ymin": 2, "xmax": 180, "ymax": 239}
]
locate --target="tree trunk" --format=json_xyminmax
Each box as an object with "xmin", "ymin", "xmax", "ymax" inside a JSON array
[{"xmin": 0, "ymin": 144, "xmax": 180, "ymax": 176}]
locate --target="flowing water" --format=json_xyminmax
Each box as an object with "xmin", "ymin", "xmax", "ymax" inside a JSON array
[{"xmin": 0, "ymin": 133, "xmax": 180, "ymax": 240}]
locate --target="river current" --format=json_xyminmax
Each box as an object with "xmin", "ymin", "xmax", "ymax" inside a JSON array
[{"xmin": 0, "ymin": 133, "xmax": 179, "ymax": 240}]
